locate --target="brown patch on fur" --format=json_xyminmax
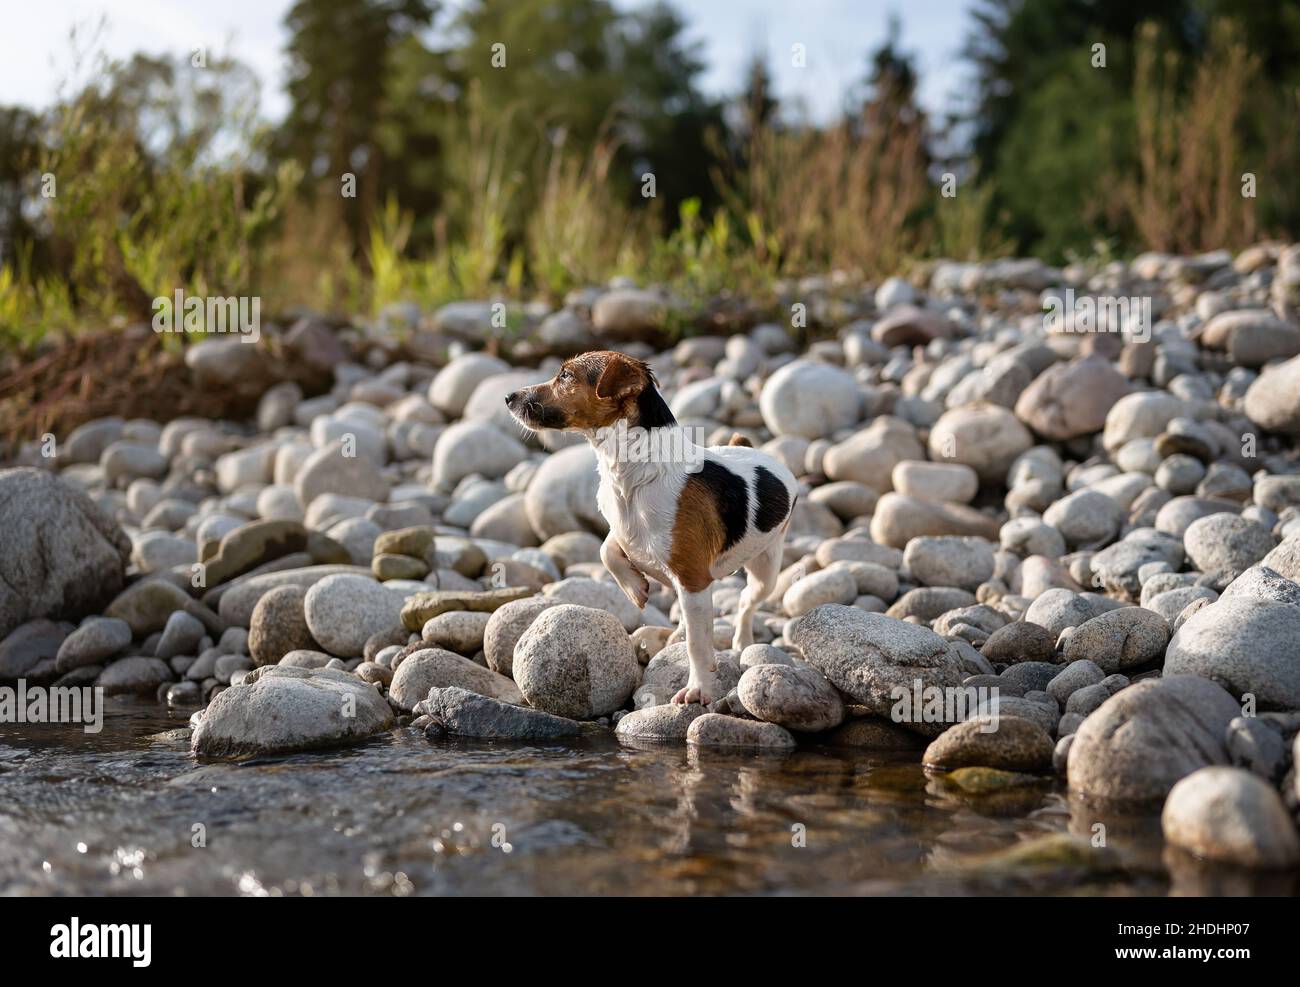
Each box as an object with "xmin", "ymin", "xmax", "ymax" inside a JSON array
[
  {"xmin": 727, "ymin": 433, "xmax": 752, "ymax": 447},
  {"xmin": 515, "ymin": 350, "xmax": 651, "ymax": 431},
  {"xmin": 669, "ymin": 475, "xmax": 725, "ymax": 592}
]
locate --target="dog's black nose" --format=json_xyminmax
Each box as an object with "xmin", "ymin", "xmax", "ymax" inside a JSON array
[{"xmin": 505, "ymin": 391, "xmax": 519, "ymax": 407}]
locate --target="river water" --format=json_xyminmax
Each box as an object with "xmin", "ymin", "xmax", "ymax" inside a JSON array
[{"xmin": 1, "ymin": 698, "xmax": 1291, "ymax": 896}]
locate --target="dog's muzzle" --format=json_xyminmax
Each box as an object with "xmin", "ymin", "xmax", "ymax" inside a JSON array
[{"xmin": 506, "ymin": 390, "xmax": 566, "ymax": 429}]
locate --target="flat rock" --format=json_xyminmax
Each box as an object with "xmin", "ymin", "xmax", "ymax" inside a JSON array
[
  {"xmin": 615, "ymin": 703, "xmax": 709, "ymax": 742},
  {"xmin": 869, "ymin": 493, "xmax": 1000, "ymax": 548},
  {"xmin": 686, "ymin": 713, "xmax": 797, "ymax": 749},
  {"xmin": 191, "ymin": 665, "xmax": 394, "ymax": 758},
  {"xmin": 788, "ymin": 604, "xmax": 968, "ymax": 736},
  {"xmin": 419, "ymin": 686, "xmax": 581, "ymax": 739},
  {"xmin": 923, "ymin": 714, "xmax": 1054, "ymax": 772},
  {"xmin": 400, "ymin": 586, "xmax": 533, "ymax": 631}
]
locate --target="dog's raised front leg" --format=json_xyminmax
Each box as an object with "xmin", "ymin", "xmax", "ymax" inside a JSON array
[
  {"xmin": 600, "ymin": 533, "xmax": 648, "ymax": 609},
  {"xmin": 672, "ymin": 584, "xmax": 716, "ymax": 705}
]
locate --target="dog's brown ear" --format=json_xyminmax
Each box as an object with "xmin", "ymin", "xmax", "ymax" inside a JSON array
[{"xmin": 595, "ymin": 356, "xmax": 647, "ymax": 401}]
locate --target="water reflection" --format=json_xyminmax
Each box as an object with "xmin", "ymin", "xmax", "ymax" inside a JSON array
[{"xmin": 0, "ymin": 700, "xmax": 1233, "ymax": 896}]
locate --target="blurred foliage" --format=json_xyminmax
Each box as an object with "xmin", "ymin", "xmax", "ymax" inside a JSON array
[
  {"xmin": 2, "ymin": 0, "xmax": 1300, "ymax": 343},
  {"xmin": 965, "ymin": 0, "xmax": 1300, "ymax": 257}
]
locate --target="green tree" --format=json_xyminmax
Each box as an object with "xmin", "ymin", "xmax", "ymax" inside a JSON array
[
  {"xmin": 964, "ymin": 0, "xmax": 1300, "ymax": 257},
  {"xmin": 447, "ymin": 0, "xmax": 721, "ymax": 231},
  {"xmin": 279, "ymin": 0, "xmax": 437, "ymax": 242}
]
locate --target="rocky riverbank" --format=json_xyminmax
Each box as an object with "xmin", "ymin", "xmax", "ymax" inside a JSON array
[{"xmin": 4, "ymin": 244, "xmax": 1300, "ymax": 883}]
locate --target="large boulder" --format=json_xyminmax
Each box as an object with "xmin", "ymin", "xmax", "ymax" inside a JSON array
[
  {"xmin": 1014, "ymin": 355, "xmax": 1130, "ymax": 440},
  {"xmin": 1163, "ymin": 596, "xmax": 1300, "ymax": 709},
  {"xmin": 759, "ymin": 360, "xmax": 862, "ymax": 439},
  {"xmin": 512, "ymin": 604, "xmax": 640, "ymax": 718},
  {"xmin": 1066, "ymin": 675, "xmax": 1240, "ymax": 804},
  {"xmin": 523, "ymin": 443, "xmax": 606, "ymax": 540},
  {"xmin": 736, "ymin": 663, "xmax": 845, "ymax": 732},
  {"xmin": 303, "ymin": 574, "xmax": 404, "ymax": 657},
  {"xmin": 0, "ymin": 469, "xmax": 131, "ymax": 639},
  {"xmin": 787, "ymin": 604, "xmax": 969, "ymax": 735},
  {"xmin": 1161, "ymin": 766, "xmax": 1300, "ymax": 868}
]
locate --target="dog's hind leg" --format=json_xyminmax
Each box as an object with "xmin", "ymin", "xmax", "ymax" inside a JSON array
[
  {"xmin": 732, "ymin": 537, "xmax": 781, "ymax": 652},
  {"xmin": 672, "ymin": 583, "xmax": 716, "ymax": 706}
]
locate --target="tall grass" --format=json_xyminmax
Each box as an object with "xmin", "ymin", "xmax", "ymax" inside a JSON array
[
  {"xmin": 525, "ymin": 131, "xmax": 645, "ymax": 299},
  {"xmin": 1123, "ymin": 21, "xmax": 1260, "ymax": 253}
]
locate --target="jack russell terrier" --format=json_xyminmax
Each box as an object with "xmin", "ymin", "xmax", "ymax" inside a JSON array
[{"xmin": 506, "ymin": 349, "xmax": 797, "ymax": 705}]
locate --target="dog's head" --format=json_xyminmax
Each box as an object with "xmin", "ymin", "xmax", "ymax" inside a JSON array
[{"xmin": 506, "ymin": 350, "xmax": 676, "ymax": 433}]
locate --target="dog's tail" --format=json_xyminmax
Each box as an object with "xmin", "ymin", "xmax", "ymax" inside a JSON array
[{"xmin": 727, "ymin": 433, "xmax": 753, "ymax": 447}]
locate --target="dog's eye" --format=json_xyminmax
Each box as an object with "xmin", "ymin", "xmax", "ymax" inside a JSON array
[{"xmin": 558, "ymin": 369, "xmax": 572, "ymax": 383}]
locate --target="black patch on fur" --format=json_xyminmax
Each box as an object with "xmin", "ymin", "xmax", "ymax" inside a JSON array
[
  {"xmin": 696, "ymin": 459, "xmax": 749, "ymax": 550},
  {"xmin": 753, "ymin": 466, "xmax": 790, "ymax": 533},
  {"xmin": 634, "ymin": 382, "xmax": 677, "ymax": 429}
]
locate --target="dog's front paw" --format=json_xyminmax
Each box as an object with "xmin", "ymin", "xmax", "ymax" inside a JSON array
[
  {"xmin": 620, "ymin": 572, "xmax": 649, "ymax": 609},
  {"xmin": 671, "ymin": 673, "xmax": 716, "ymax": 707}
]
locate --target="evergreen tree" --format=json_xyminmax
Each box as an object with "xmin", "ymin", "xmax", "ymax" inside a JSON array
[{"xmin": 279, "ymin": 0, "xmax": 437, "ymax": 240}]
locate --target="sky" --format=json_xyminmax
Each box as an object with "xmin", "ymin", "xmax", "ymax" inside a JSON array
[{"xmin": 0, "ymin": 0, "xmax": 976, "ymax": 123}]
